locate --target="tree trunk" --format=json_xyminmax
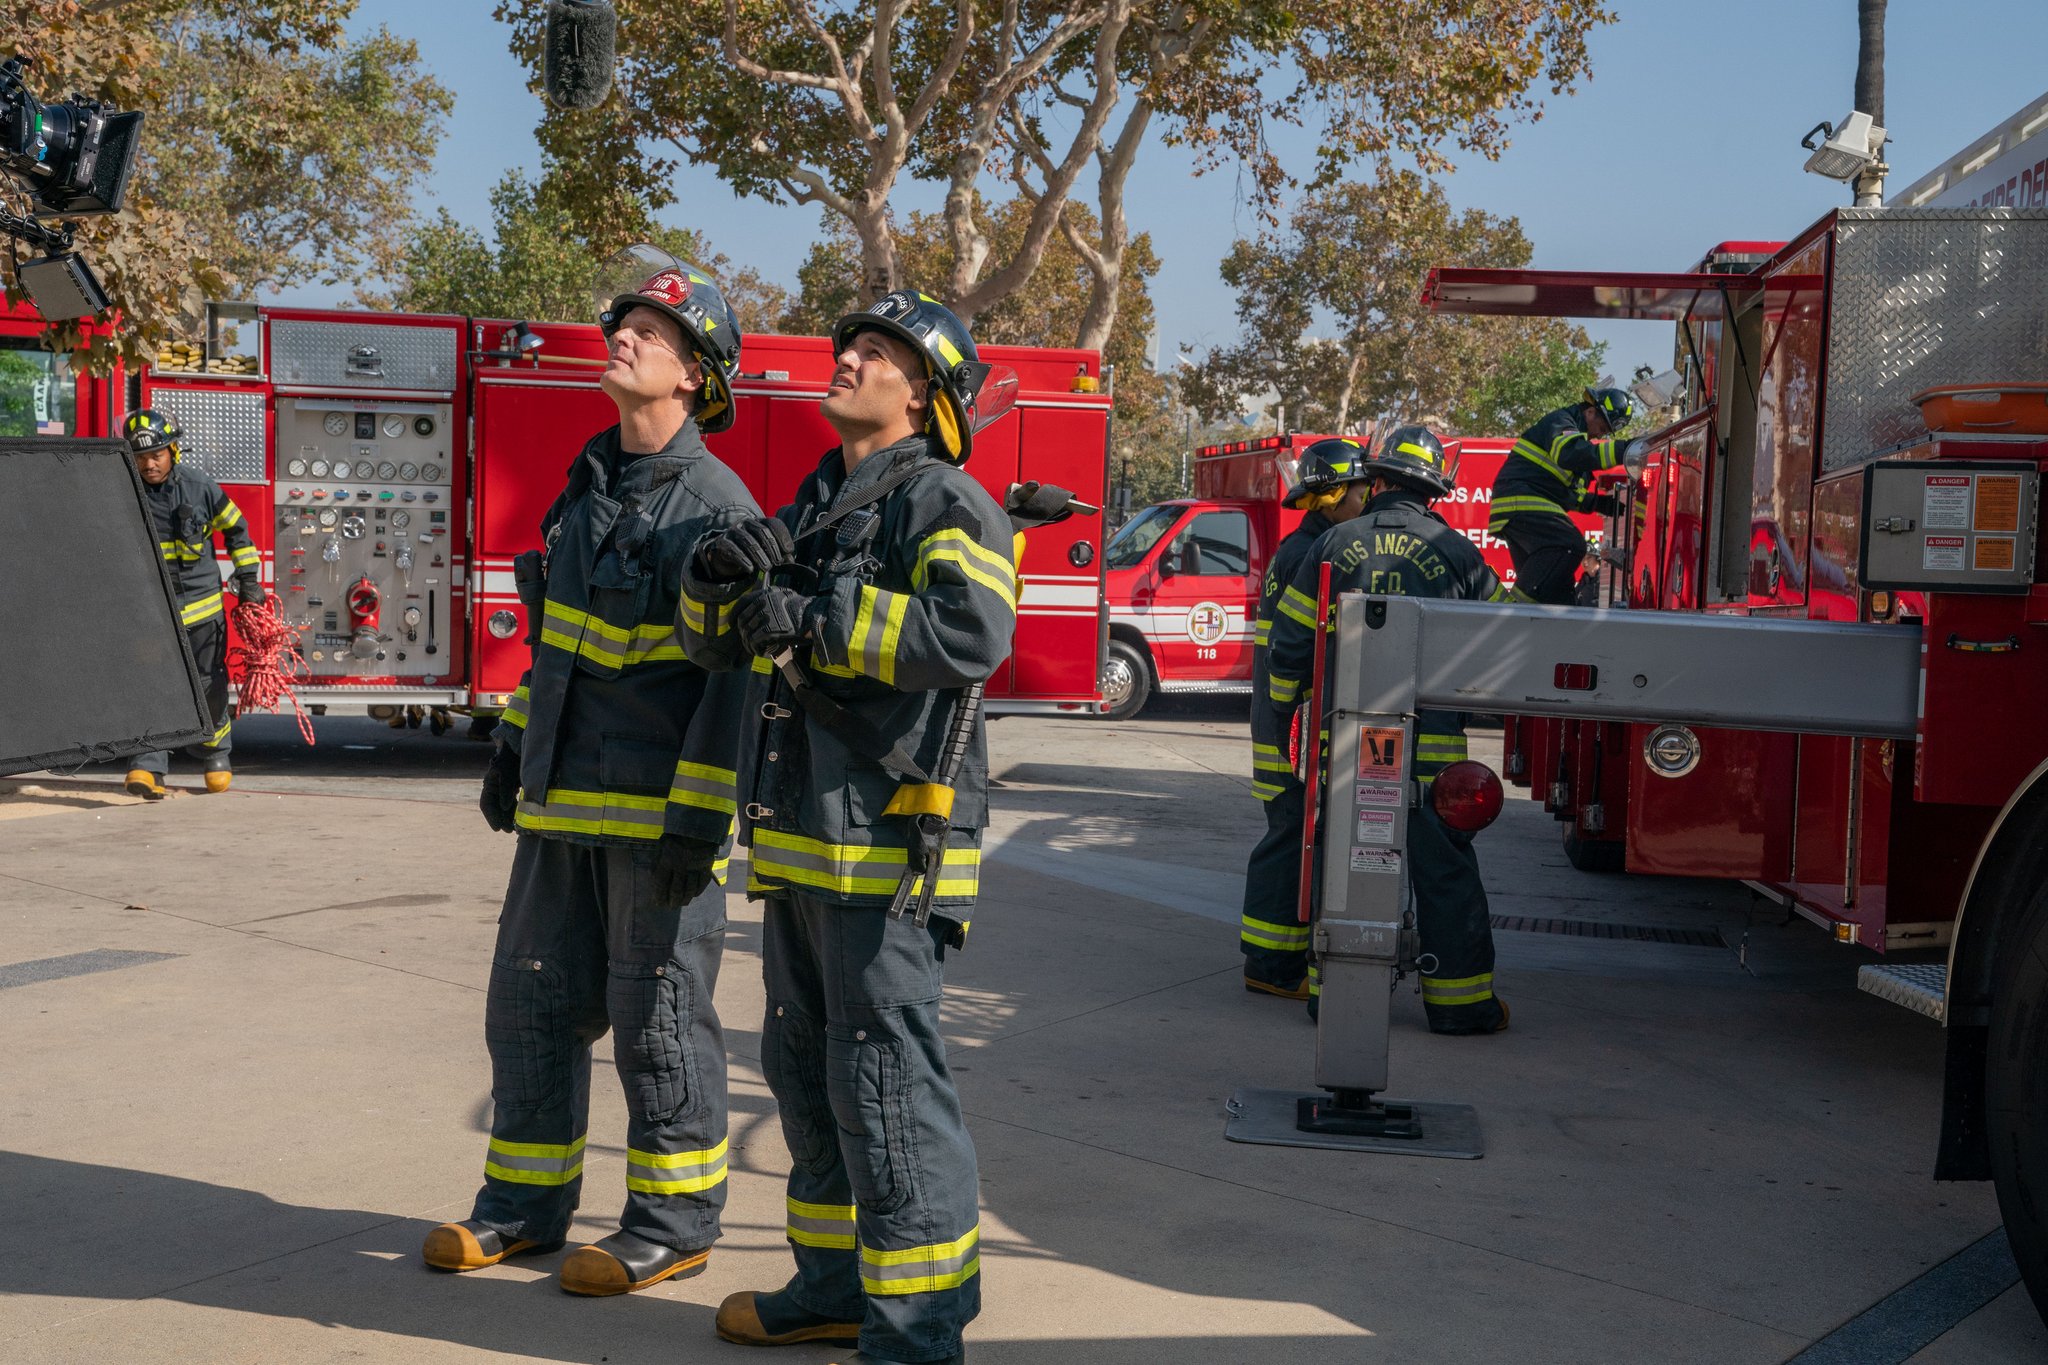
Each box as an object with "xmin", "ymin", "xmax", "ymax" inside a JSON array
[
  {"xmin": 1072, "ymin": 97, "xmax": 1152, "ymax": 353},
  {"xmin": 1333, "ymin": 350, "xmax": 1365, "ymax": 434},
  {"xmin": 852, "ymin": 192, "xmax": 899, "ymax": 301},
  {"xmin": 1855, "ymin": 0, "xmax": 1886, "ymax": 124}
]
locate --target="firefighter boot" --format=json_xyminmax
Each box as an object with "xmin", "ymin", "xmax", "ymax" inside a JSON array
[
  {"xmin": 716, "ymin": 1287, "xmax": 862, "ymax": 1347},
  {"xmin": 558, "ymin": 1230, "xmax": 709, "ymax": 1296},
  {"xmin": 203, "ymin": 770, "xmax": 233, "ymax": 794},
  {"xmin": 1244, "ymin": 973, "xmax": 1312, "ymax": 1001},
  {"xmin": 421, "ymin": 1219, "xmax": 564, "ymax": 1271},
  {"xmin": 125, "ymin": 770, "xmax": 166, "ymax": 800}
]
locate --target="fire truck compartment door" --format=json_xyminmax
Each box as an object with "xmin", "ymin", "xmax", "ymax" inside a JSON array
[
  {"xmin": 1421, "ymin": 269, "xmax": 1758, "ymax": 320},
  {"xmin": 1859, "ymin": 460, "xmax": 2040, "ymax": 594}
]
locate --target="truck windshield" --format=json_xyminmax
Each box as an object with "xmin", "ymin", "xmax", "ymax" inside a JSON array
[{"xmin": 1105, "ymin": 504, "xmax": 1182, "ymax": 569}]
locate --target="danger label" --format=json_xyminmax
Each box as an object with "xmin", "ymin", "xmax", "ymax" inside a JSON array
[
  {"xmin": 1924, "ymin": 475, "xmax": 1972, "ymax": 529},
  {"xmin": 1350, "ymin": 847, "xmax": 1402, "ymax": 875},
  {"xmin": 1923, "ymin": 535, "xmax": 1966, "ymax": 571},
  {"xmin": 1355, "ymin": 809, "xmax": 1396, "ymax": 843},
  {"xmin": 1974, "ymin": 475, "xmax": 2022, "ymax": 533},
  {"xmin": 1358, "ymin": 726, "xmax": 1404, "ymax": 779},
  {"xmin": 1974, "ymin": 537, "xmax": 2017, "ymax": 571},
  {"xmin": 1355, "ymin": 782, "xmax": 1403, "ymax": 807}
]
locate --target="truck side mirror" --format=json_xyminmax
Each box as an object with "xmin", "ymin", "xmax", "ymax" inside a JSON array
[{"xmin": 1157, "ymin": 542, "xmax": 1181, "ymax": 578}]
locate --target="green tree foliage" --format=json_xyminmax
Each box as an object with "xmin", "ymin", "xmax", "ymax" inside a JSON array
[
  {"xmin": 493, "ymin": 0, "xmax": 1613, "ymax": 354},
  {"xmin": 1180, "ymin": 173, "xmax": 1604, "ymax": 438},
  {"xmin": 4, "ymin": 2, "xmax": 452, "ymax": 370},
  {"xmin": 381, "ymin": 170, "xmax": 791, "ymax": 332}
]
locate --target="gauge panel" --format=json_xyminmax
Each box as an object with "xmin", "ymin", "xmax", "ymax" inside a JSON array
[{"xmin": 323, "ymin": 412, "xmax": 350, "ymax": 436}]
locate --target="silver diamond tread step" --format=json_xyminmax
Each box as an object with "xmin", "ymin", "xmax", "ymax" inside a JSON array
[{"xmin": 1858, "ymin": 963, "xmax": 1946, "ymax": 1021}]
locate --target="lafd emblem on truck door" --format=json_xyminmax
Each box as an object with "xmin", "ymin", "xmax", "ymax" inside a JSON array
[{"xmin": 1187, "ymin": 601, "xmax": 1229, "ymax": 644}]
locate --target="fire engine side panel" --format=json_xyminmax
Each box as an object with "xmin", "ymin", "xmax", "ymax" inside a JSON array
[
  {"xmin": 1625, "ymin": 725, "xmax": 1796, "ymax": 879},
  {"xmin": 1920, "ymin": 591, "xmax": 2048, "ymax": 807},
  {"xmin": 1005, "ymin": 403, "xmax": 1107, "ymax": 702}
]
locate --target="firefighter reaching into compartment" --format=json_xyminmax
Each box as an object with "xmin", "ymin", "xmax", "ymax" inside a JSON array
[
  {"xmin": 421, "ymin": 251, "xmax": 759, "ymax": 1298},
  {"xmin": 1242, "ymin": 438, "xmax": 1376, "ymax": 1001},
  {"xmin": 678, "ymin": 291, "xmax": 1014, "ymax": 1365},
  {"xmin": 1267, "ymin": 425, "xmax": 1514, "ymax": 1035},
  {"xmin": 1488, "ymin": 386, "xmax": 1637, "ymax": 605},
  {"xmin": 121, "ymin": 408, "xmax": 264, "ymax": 798}
]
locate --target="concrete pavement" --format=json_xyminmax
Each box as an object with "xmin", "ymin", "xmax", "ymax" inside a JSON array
[{"xmin": 0, "ymin": 704, "xmax": 2040, "ymax": 1362}]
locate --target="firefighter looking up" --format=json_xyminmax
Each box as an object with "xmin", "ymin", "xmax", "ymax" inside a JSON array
[
  {"xmin": 1242, "ymin": 438, "xmax": 1376, "ymax": 1000},
  {"xmin": 421, "ymin": 253, "xmax": 759, "ymax": 1297},
  {"xmin": 678, "ymin": 292, "xmax": 1013, "ymax": 1365},
  {"xmin": 121, "ymin": 408, "xmax": 263, "ymax": 799},
  {"xmin": 1267, "ymin": 425, "xmax": 1514, "ymax": 1035},
  {"xmin": 1487, "ymin": 386, "xmax": 1637, "ymax": 604}
]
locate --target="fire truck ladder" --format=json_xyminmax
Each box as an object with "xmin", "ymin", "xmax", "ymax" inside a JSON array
[{"xmin": 1226, "ymin": 596, "xmax": 1923, "ymax": 1157}]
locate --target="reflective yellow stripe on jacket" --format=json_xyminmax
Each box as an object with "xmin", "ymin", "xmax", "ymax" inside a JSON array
[
  {"xmin": 747, "ymin": 829, "xmax": 980, "ymax": 901},
  {"xmin": 913, "ymin": 528, "xmax": 1018, "ymax": 614},
  {"xmin": 539, "ymin": 601, "xmax": 685, "ymax": 669},
  {"xmin": 669, "ymin": 759, "xmax": 738, "ymax": 817},
  {"xmin": 180, "ymin": 591, "xmax": 224, "ymax": 626}
]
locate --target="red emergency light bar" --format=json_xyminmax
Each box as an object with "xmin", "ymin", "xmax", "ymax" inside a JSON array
[
  {"xmin": 1196, "ymin": 435, "xmax": 1296, "ymax": 458},
  {"xmin": 1421, "ymin": 267, "xmax": 1759, "ymax": 321}
]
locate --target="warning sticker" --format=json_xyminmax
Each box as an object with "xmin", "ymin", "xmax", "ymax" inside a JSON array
[
  {"xmin": 1355, "ymin": 809, "xmax": 1395, "ymax": 844},
  {"xmin": 1974, "ymin": 475, "xmax": 2023, "ymax": 533},
  {"xmin": 1349, "ymin": 847, "xmax": 1402, "ymax": 875},
  {"xmin": 1923, "ymin": 535, "xmax": 1966, "ymax": 571},
  {"xmin": 1974, "ymin": 536, "xmax": 2016, "ymax": 571},
  {"xmin": 1924, "ymin": 474, "xmax": 1972, "ymax": 529},
  {"xmin": 1358, "ymin": 726, "xmax": 1404, "ymax": 780},
  {"xmin": 1355, "ymin": 782, "xmax": 1403, "ymax": 807}
]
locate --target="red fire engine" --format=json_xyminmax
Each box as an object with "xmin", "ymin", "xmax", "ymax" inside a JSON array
[
  {"xmin": 131, "ymin": 304, "xmax": 1111, "ymax": 723},
  {"xmin": 1415, "ymin": 197, "xmax": 2048, "ymax": 1309},
  {"xmin": 1100, "ymin": 433, "xmax": 1600, "ymax": 718}
]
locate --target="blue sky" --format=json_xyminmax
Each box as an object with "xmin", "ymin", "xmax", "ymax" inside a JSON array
[{"xmin": 287, "ymin": 1, "xmax": 2048, "ymax": 384}]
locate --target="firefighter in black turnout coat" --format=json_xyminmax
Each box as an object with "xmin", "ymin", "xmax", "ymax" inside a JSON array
[
  {"xmin": 422, "ymin": 254, "xmax": 759, "ymax": 1297},
  {"xmin": 1241, "ymin": 437, "xmax": 1375, "ymax": 999},
  {"xmin": 121, "ymin": 408, "xmax": 264, "ymax": 798},
  {"xmin": 679, "ymin": 292, "xmax": 1013, "ymax": 1365},
  {"xmin": 1487, "ymin": 386, "xmax": 1636, "ymax": 604},
  {"xmin": 1267, "ymin": 426, "xmax": 1515, "ymax": 1035}
]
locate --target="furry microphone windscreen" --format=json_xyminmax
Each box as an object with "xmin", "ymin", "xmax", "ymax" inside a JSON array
[{"xmin": 542, "ymin": 0, "xmax": 616, "ymax": 111}]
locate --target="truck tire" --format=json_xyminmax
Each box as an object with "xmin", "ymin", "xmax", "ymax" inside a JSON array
[
  {"xmin": 1988, "ymin": 873, "xmax": 2048, "ymax": 1319},
  {"xmin": 1562, "ymin": 823, "xmax": 1625, "ymax": 873},
  {"xmin": 1099, "ymin": 639, "xmax": 1153, "ymax": 721}
]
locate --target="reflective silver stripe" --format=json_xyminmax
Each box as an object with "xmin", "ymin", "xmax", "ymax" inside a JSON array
[
  {"xmin": 515, "ymin": 789, "xmax": 668, "ymax": 840},
  {"xmin": 788, "ymin": 1197, "xmax": 857, "ymax": 1249},
  {"xmin": 668, "ymin": 761, "xmax": 738, "ymax": 815},
  {"xmin": 625, "ymin": 1140, "xmax": 728, "ymax": 1195},
  {"xmin": 860, "ymin": 1226, "xmax": 981, "ymax": 1295},
  {"xmin": 485, "ymin": 1134, "xmax": 586, "ymax": 1185}
]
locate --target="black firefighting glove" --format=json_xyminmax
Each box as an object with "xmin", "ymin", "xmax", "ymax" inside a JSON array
[
  {"xmin": 696, "ymin": 515, "xmax": 796, "ymax": 583},
  {"xmin": 236, "ymin": 577, "xmax": 266, "ymax": 608},
  {"xmin": 479, "ymin": 743, "xmax": 520, "ymax": 834},
  {"xmin": 651, "ymin": 833, "xmax": 721, "ymax": 907},
  {"xmin": 735, "ymin": 584, "xmax": 813, "ymax": 657},
  {"xmin": 1004, "ymin": 480, "xmax": 1076, "ymax": 530}
]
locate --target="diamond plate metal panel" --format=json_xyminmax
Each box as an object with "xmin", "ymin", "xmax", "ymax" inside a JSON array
[
  {"xmin": 149, "ymin": 386, "xmax": 266, "ymax": 483},
  {"xmin": 1822, "ymin": 208, "xmax": 2048, "ymax": 472},
  {"xmin": 1856, "ymin": 962, "xmax": 1946, "ymax": 1020},
  {"xmin": 270, "ymin": 319, "xmax": 460, "ymax": 392}
]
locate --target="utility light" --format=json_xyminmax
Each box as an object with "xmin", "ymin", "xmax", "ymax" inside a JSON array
[{"xmin": 1802, "ymin": 111, "xmax": 1886, "ymax": 182}]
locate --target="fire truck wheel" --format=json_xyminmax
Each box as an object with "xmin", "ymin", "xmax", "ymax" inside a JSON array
[
  {"xmin": 1099, "ymin": 639, "xmax": 1152, "ymax": 721},
  {"xmin": 1988, "ymin": 874, "xmax": 2048, "ymax": 1319},
  {"xmin": 1561, "ymin": 823, "xmax": 1625, "ymax": 873}
]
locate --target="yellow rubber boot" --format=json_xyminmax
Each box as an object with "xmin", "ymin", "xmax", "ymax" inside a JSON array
[
  {"xmin": 203, "ymin": 771, "xmax": 233, "ymax": 794},
  {"xmin": 124, "ymin": 770, "xmax": 165, "ymax": 800}
]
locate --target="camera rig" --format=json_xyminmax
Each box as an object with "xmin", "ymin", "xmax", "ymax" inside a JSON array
[{"xmin": 0, "ymin": 55, "xmax": 144, "ymax": 320}]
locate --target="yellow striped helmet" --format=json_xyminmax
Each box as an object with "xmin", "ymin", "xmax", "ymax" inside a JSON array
[
  {"xmin": 596, "ymin": 245, "xmax": 744, "ymax": 434},
  {"xmin": 123, "ymin": 408, "xmax": 182, "ymax": 459},
  {"xmin": 1363, "ymin": 424, "xmax": 1455, "ymax": 499},
  {"xmin": 832, "ymin": 291, "xmax": 992, "ymax": 465},
  {"xmin": 1282, "ymin": 437, "xmax": 1372, "ymax": 509}
]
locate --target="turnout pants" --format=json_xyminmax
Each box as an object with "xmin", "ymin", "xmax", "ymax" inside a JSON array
[
  {"xmin": 759, "ymin": 890, "xmax": 981, "ymax": 1363},
  {"xmin": 1240, "ymin": 780, "xmax": 1310, "ymax": 984},
  {"xmin": 1499, "ymin": 514, "xmax": 1589, "ymax": 606},
  {"xmin": 135, "ymin": 619, "xmax": 231, "ymax": 775},
  {"xmin": 1409, "ymin": 800, "xmax": 1505, "ymax": 1033},
  {"xmin": 470, "ymin": 834, "xmax": 728, "ymax": 1253}
]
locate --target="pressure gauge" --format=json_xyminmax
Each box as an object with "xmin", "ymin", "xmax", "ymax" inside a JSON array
[
  {"xmin": 414, "ymin": 414, "xmax": 436, "ymax": 437},
  {"xmin": 399, "ymin": 461, "xmax": 420, "ymax": 481},
  {"xmin": 421, "ymin": 463, "xmax": 442, "ymax": 482},
  {"xmin": 286, "ymin": 458, "xmax": 308, "ymax": 477},
  {"xmin": 323, "ymin": 412, "xmax": 349, "ymax": 436},
  {"xmin": 310, "ymin": 460, "xmax": 330, "ymax": 477},
  {"xmin": 330, "ymin": 460, "xmax": 352, "ymax": 480},
  {"xmin": 390, "ymin": 510, "xmax": 411, "ymax": 529},
  {"xmin": 317, "ymin": 508, "xmax": 339, "ymax": 528},
  {"xmin": 377, "ymin": 461, "xmax": 398, "ymax": 481},
  {"xmin": 383, "ymin": 414, "xmax": 407, "ymax": 439}
]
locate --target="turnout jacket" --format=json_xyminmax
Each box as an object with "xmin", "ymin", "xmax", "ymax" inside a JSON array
[
  {"xmin": 1488, "ymin": 403, "xmax": 1625, "ymax": 533},
  {"xmin": 677, "ymin": 434, "xmax": 1018, "ymax": 919},
  {"xmin": 495, "ymin": 423, "xmax": 758, "ymax": 854},
  {"xmin": 145, "ymin": 462, "xmax": 259, "ymax": 628},
  {"xmin": 1267, "ymin": 489, "xmax": 1513, "ymax": 780},
  {"xmin": 1248, "ymin": 508, "xmax": 1332, "ymax": 802}
]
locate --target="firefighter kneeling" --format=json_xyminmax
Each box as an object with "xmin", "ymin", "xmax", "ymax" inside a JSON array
[{"xmin": 1264, "ymin": 425, "xmax": 1514, "ymax": 1035}]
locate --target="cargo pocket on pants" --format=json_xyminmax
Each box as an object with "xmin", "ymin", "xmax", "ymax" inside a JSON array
[
  {"xmin": 762, "ymin": 1004, "xmax": 838, "ymax": 1176},
  {"xmin": 825, "ymin": 1023, "xmax": 913, "ymax": 1214},
  {"xmin": 609, "ymin": 961, "xmax": 694, "ymax": 1124},
  {"xmin": 486, "ymin": 952, "xmax": 568, "ymax": 1113}
]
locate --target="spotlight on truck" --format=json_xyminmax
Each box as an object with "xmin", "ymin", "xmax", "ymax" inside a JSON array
[{"xmin": 1801, "ymin": 111, "xmax": 1886, "ymax": 182}]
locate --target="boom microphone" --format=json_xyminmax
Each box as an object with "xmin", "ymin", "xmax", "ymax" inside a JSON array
[{"xmin": 543, "ymin": 0, "xmax": 616, "ymax": 111}]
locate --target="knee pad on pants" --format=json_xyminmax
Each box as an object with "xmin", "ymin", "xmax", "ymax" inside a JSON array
[
  {"xmin": 608, "ymin": 962, "xmax": 694, "ymax": 1123},
  {"xmin": 762, "ymin": 1001, "xmax": 838, "ymax": 1175},
  {"xmin": 825, "ymin": 1022, "xmax": 913, "ymax": 1214},
  {"xmin": 486, "ymin": 952, "xmax": 571, "ymax": 1112}
]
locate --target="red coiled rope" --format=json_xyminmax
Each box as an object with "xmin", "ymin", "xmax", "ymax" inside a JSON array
[{"xmin": 229, "ymin": 596, "xmax": 316, "ymax": 745}]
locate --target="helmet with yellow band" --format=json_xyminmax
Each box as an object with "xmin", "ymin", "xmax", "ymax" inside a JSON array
[
  {"xmin": 594, "ymin": 244, "xmax": 745, "ymax": 434},
  {"xmin": 123, "ymin": 408, "xmax": 182, "ymax": 461},
  {"xmin": 1360, "ymin": 424, "xmax": 1455, "ymax": 499},
  {"xmin": 830, "ymin": 290, "xmax": 1016, "ymax": 466},
  {"xmin": 1282, "ymin": 436, "xmax": 1373, "ymax": 510}
]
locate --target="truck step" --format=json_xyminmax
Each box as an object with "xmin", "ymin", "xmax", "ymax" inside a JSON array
[{"xmin": 1857, "ymin": 963, "xmax": 1946, "ymax": 1021}]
